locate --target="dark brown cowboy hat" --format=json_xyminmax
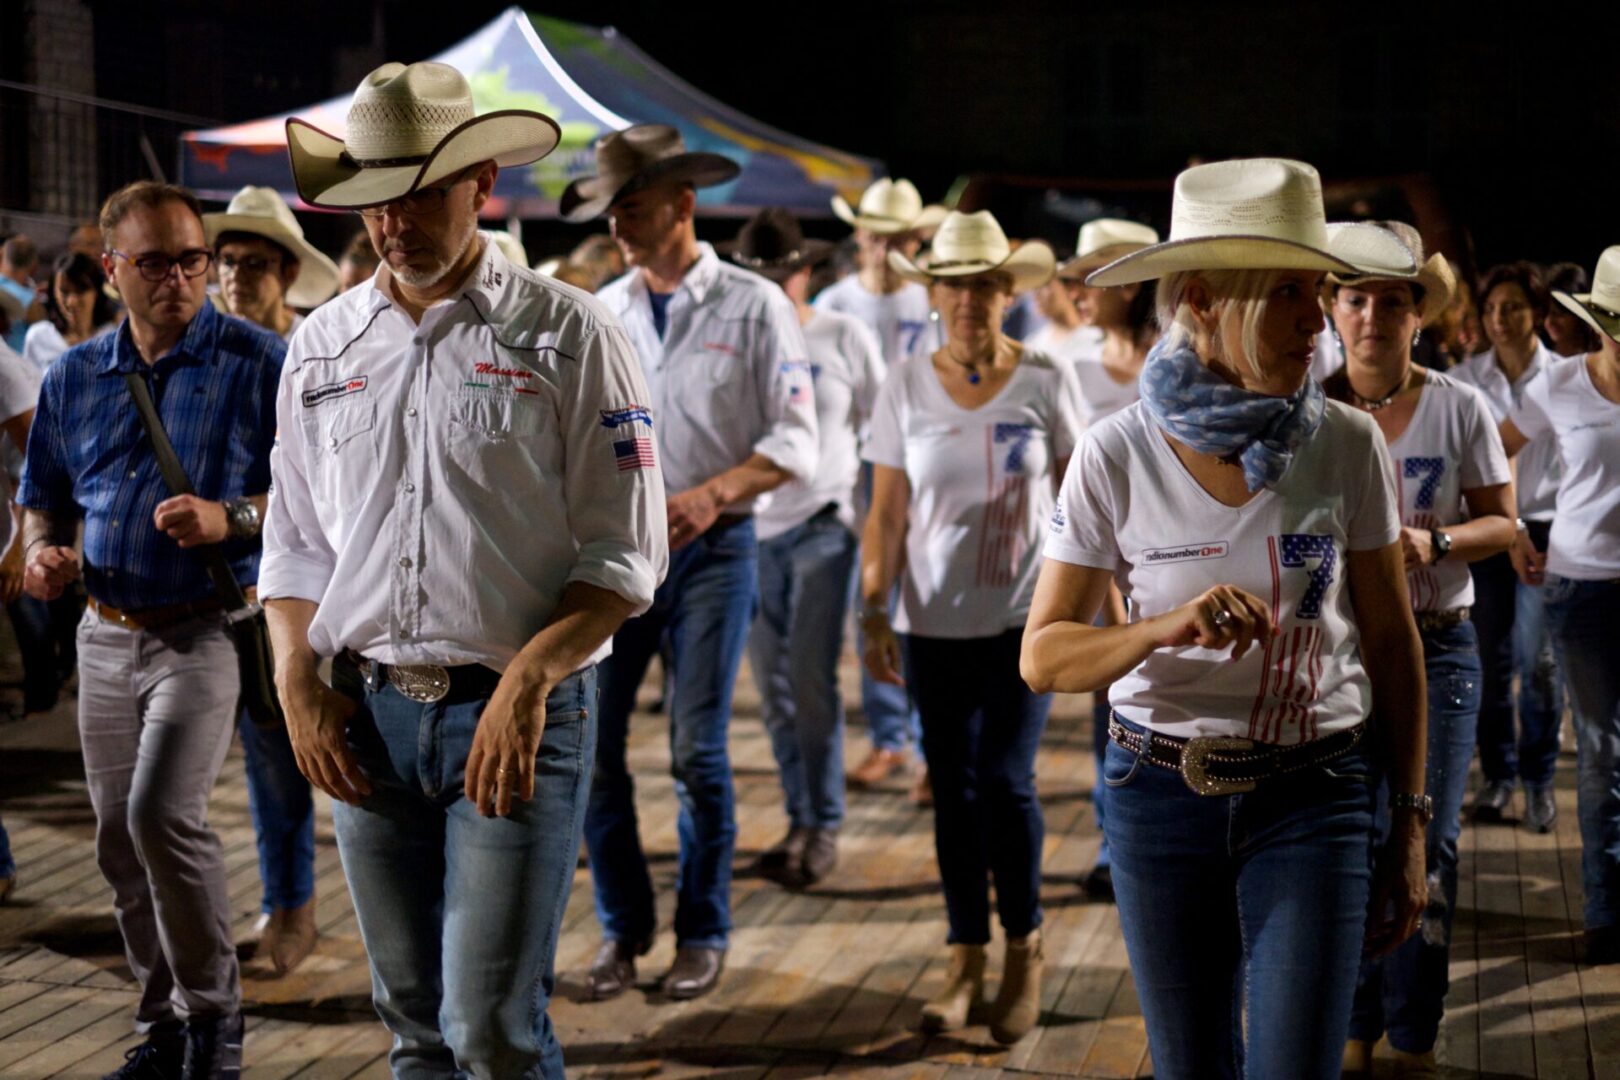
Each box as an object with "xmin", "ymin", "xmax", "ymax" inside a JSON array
[
  {"xmin": 717, "ymin": 208, "xmax": 834, "ymax": 282},
  {"xmin": 559, "ymin": 124, "xmax": 740, "ymax": 223}
]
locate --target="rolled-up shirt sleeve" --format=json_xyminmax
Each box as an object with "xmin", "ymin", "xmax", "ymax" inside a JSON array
[
  {"xmin": 750, "ymin": 290, "xmax": 819, "ymax": 481},
  {"xmin": 560, "ymin": 322, "xmax": 669, "ymax": 615},
  {"xmin": 259, "ymin": 345, "xmax": 338, "ymax": 604}
]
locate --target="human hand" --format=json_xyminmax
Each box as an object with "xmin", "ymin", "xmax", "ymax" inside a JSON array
[
  {"xmin": 153, "ymin": 495, "xmax": 229, "ymax": 548},
  {"xmin": 0, "ymin": 541, "xmax": 24, "ymax": 604},
  {"xmin": 1399, "ymin": 526, "xmax": 1434, "ymax": 572},
  {"xmin": 1154, "ymin": 584, "xmax": 1273, "ymax": 660},
  {"xmin": 465, "ymin": 657, "xmax": 549, "ymax": 817},
  {"xmin": 667, "ymin": 486, "xmax": 721, "ymax": 550},
  {"xmin": 281, "ymin": 670, "xmax": 368, "ymax": 804},
  {"xmin": 860, "ymin": 610, "xmax": 905, "ymax": 686},
  {"xmin": 23, "ymin": 545, "xmax": 80, "ymax": 601},
  {"xmin": 1364, "ymin": 822, "xmax": 1427, "ymax": 957},
  {"xmin": 1509, "ymin": 528, "xmax": 1545, "ymax": 586}
]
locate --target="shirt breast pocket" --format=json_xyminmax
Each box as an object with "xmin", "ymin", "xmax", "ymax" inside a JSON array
[
  {"xmin": 301, "ymin": 401, "xmax": 376, "ymax": 512},
  {"xmin": 444, "ymin": 392, "xmax": 556, "ymax": 505}
]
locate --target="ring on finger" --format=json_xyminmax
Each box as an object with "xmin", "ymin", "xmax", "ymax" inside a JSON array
[{"xmin": 1212, "ymin": 607, "xmax": 1235, "ymax": 629}]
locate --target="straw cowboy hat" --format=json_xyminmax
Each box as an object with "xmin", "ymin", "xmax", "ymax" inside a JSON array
[
  {"xmin": 558, "ymin": 124, "xmax": 739, "ymax": 223},
  {"xmin": 286, "ymin": 61, "xmax": 560, "ymax": 211},
  {"xmin": 1086, "ymin": 159, "xmax": 1415, "ymax": 287},
  {"xmin": 831, "ymin": 178, "xmax": 947, "ymax": 235},
  {"xmin": 717, "ymin": 208, "xmax": 834, "ymax": 282},
  {"xmin": 1327, "ymin": 220, "xmax": 1456, "ymax": 325},
  {"xmin": 887, "ymin": 210, "xmax": 1054, "ymax": 292},
  {"xmin": 203, "ymin": 186, "xmax": 340, "ymax": 308},
  {"xmin": 1056, "ymin": 219, "xmax": 1160, "ymax": 280},
  {"xmin": 1553, "ymin": 246, "xmax": 1620, "ymax": 343}
]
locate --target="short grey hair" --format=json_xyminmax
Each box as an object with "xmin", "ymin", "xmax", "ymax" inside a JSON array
[{"xmin": 1156, "ymin": 268, "xmax": 1285, "ymax": 380}]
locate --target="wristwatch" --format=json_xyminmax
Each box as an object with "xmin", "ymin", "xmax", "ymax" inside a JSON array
[
  {"xmin": 225, "ymin": 498, "xmax": 262, "ymax": 540},
  {"xmin": 1390, "ymin": 791, "xmax": 1434, "ymax": 824},
  {"xmin": 1428, "ymin": 528, "xmax": 1452, "ymax": 563}
]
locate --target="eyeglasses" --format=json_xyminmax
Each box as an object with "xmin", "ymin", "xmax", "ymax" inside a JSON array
[
  {"xmin": 110, "ymin": 248, "xmax": 213, "ymax": 283},
  {"xmin": 355, "ymin": 167, "xmax": 479, "ymax": 219},
  {"xmin": 217, "ymin": 254, "xmax": 282, "ymax": 276}
]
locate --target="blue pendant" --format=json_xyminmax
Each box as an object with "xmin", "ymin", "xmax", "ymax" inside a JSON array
[{"xmin": 968, "ymin": 372, "xmax": 981, "ymax": 384}]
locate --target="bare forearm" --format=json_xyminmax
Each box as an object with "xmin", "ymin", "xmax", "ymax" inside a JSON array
[
  {"xmin": 1366, "ymin": 623, "xmax": 1426, "ymax": 797},
  {"xmin": 1022, "ymin": 617, "xmax": 1166, "ymax": 695},
  {"xmin": 265, "ymin": 597, "xmax": 322, "ymax": 687},
  {"xmin": 859, "ymin": 515, "xmax": 906, "ymax": 609},
  {"xmin": 510, "ymin": 581, "xmax": 639, "ymax": 692},
  {"xmin": 21, "ymin": 507, "xmax": 76, "ymax": 556},
  {"xmin": 701, "ymin": 454, "xmax": 792, "ymax": 508},
  {"xmin": 1442, "ymin": 514, "xmax": 1515, "ymax": 564}
]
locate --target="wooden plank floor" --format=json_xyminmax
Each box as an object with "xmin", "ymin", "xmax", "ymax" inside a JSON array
[{"xmin": 2, "ymin": 653, "xmax": 1616, "ymax": 1078}]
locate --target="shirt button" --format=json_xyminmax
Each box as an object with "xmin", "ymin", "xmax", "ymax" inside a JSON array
[
  {"xmin": 399, "ymin": 630, "xmax": 411, "ymax": 640},
  {"xmin": 110, "ymin": 520, "xmax": 119, "ymax": 528},
  {"xmin": 128, "ymin": 470, "xmax": 138, "ymax": 479},
  {"xmin": 397, "ymin": 556, "xmax": 411, "ymax": 569},
  {"xmin": 406, "ymin": 407, "xmax": 418, "ymax": 418},
  {"xmin": 404, "ymin": 482, "xmax": 416, "ymax": 494}
]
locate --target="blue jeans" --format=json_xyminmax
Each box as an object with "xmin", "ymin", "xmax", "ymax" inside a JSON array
[
  {"xmin": 6, "ymin": 592, "xmax": 79, "ymax": 713},
  {"xmin": 332, "ymin": 664, "xmax": 596, "ymax": 1080},
  {"xmin": 749, "ymin": 511, "xmax": 856, "ymax": 829},
  {"xmin": 1544, "ymin": 574, "xmax": 1620, "ymax": 929},
  {"xmin": 903, "ymin": 629, "xmax": 1049, "ymax": 944},
  {"xmin": 1472, "ymin": 553, "xmax": 1563, "ymax": 788},
  {"xmin": 585, "ymin": 516, "xmax": 758, "ymax": 949},
  {"xmin": 1351, "ymin": 621, "xmax": 1483, "ymax": 1054},
  {"xmin": 237, "ymin": 711, "xmax": 316, "ymax": 912},
  {"xmin": 1104, "ymin": 714, "xmax": 1377, "ymax": 1080}
]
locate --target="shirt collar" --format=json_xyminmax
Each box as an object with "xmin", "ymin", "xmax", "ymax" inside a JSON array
[
  {"xmin": 627, "ymin": 241, "xmax": 721, "ymax": 311},
  {"xmin": 99, "ymin": 299, "xmax": 221, "ymax": 374},
  {"xmin": 371, "ymin": 235, "xmax": 508, "ymax": 324}
]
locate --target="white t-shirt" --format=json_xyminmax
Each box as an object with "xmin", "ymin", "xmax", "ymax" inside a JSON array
[
  {"xmin": 1044, "ymin": 401, "xmax": 1401, "ymax": 745},
  {"xmin": 1509, "ymin": 357, "xmax": 1620, "ymax": 581},
  {"xmin": 1449, "ymin": 343, "xmax": 1565, "ymax": 520},
  {"xmin": 0, "ymin": 341, "xmax": 42, "ymax": 550},
  {"xmin": 756, "ymin": 310, "xmax": 886, "ymax": 541},
  {"xmin": 1025, "ymin": 323, "xmax": 1103, "ymax": 365},
  {"xmin": 1376, "ymin": 372, "xmax": 1511, "ymax": 611},
  {"xmin": 864, "ymin": 349, "xmax": 1085, "ymax": 638},
  {"xmin": 813, "ymin": 275, "xmax": 933, "ymax": 367},
  {"xmin": 1073, "ymin": 355, "xmax": 1142, "ymax": 428},
  {"xmin": 21, "ymin": 320, "xmax": 116, "ymax": 376}
]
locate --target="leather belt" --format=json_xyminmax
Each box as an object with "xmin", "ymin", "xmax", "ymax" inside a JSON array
[
  {"xmin": 1108, "ymin": 714, "xmax": 1364, "ymax": 796},
  {"xmin": 336, "ymin": 650, "xmax": 501, "ymax": 704},
  {"xmin": 1414, "ymin": 606, "xmax": 1470, "ymax": 633},
  {"xmin": 89, "ymin": 587, "xmax": 256, "ymax": 631}
]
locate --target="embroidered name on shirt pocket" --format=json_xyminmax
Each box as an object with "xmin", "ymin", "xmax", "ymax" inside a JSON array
[
  {"xmin": 444, "ymin": 391, "xmax": 555, "ymax": 504},
  {"xmin": 302, "ymin": 400, "xmax": 376, "ymax": 512}
]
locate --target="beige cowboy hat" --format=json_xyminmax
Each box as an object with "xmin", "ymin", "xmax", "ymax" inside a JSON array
[
  {"xmin": 831, "ymin": 178, "xmax": 948, "ymax": 235},
  {"xmin": 1056, "ymin": 219, "xmax": 1160, "ymax": 280},
  {"xmin": 887, "ymin": 210, "xmax": 1054, "ymax": 292},
  {"xmin": 1553, "ymin": 245, "xmax": 1620, "ymax": 343},
  {"xmin": 203, "ymin": 186, "xmax": 340, "ymax": 308},
  {"xmin": 1087, "ymin": 158, "xmax": 1415, "ymax": 288},
  {"xmin": 1326, "ymin": 220, "xmax": 1456, "ymax": 325},
  {"xmin": 286, "ymin": 61, "xmax": 560, "ymax": 211},
  {"xmin": 558, "ymin": 124, "xmax": 739, "ymax": 223}
]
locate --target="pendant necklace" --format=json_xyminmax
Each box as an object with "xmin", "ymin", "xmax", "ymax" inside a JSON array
[
  {"xmin": 944, "ymin": 348, "xmax": 990, "ymax": 385},
  {"xmin": 1351, "ymin": 365, "xmax": 1411, "ymax": 411}
]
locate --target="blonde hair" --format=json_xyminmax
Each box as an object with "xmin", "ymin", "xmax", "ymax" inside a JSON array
[{"xmin": 1156, "ymin": 268, "xmax": 1284, "ymax": 380}]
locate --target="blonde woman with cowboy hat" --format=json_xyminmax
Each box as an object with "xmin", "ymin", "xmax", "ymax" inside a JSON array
[
  {"xmin": 1497, "ymin": 246, "xmax": 1620, "ymax": 967},
  {"xmin": 1318, "ymin": 222, "xmax": 1517, "ymax": 1076},
  {"xmin": 1023, "ymin": 158, "xmax": 1429, "ymax": 1079},
  {"xmin": 859, "ymin": 209, "xmax": 1083, "ymax": 1045}
]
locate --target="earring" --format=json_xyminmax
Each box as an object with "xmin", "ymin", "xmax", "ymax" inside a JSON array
[{"xmin": 1412, "ymin": 328, "xmax": 1422, "ymax": 348}]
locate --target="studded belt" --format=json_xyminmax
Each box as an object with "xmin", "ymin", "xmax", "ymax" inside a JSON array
[
  {"xmin": 1107, "ymin": 714, "xmax": 1364, "ymax": 796},
  {"xmin": 337, "ymin": 650, "xmax": 501, "ymax": 704},
  {"xmin": 1414, "ymin": 606, "xmax": 1470, "ymax": 633}
]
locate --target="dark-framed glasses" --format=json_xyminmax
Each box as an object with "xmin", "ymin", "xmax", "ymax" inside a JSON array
[
  {"xmin": 110, "ymin": 248, "xmax": 213, "ymax": 283},
  {"xmin": 355, "ymin": 167, "xmax": 479, "ymax": 219}
]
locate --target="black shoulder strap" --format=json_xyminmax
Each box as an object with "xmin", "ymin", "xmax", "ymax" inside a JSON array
[{"xmin": 120, "ymin": 371, "xmax": 251, "ymax": 611}]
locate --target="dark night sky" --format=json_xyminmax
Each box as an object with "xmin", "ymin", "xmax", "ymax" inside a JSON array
[{"xmin": 80, "ymin": 0, "xmax": 1620, "ymax": 274}]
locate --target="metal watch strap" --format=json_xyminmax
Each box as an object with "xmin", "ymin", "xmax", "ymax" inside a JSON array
[{"xmin": 1390, "ymin": 791, "xmax": 1434, "ymax": 823}]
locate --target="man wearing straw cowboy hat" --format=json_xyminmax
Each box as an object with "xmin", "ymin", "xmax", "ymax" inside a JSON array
[
  {"xmin": 817, "ymin": 177, "xmax": 945, "ymax": 798},
  {"xmin": 204, "ymin": 187, "xmax": 339, "ymax": 343},
  {"xmin": 560, "ymin": 124, "xmax": 818, "ymax": 1002},
  {"xmin": 260, "ymin": 61, "xmax": 668, "ymax": 1077}
]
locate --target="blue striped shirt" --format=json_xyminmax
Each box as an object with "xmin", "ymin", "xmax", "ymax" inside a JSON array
[{"xmin": 17, "ymin": 302, "xmax": 284, "ymax": 609}]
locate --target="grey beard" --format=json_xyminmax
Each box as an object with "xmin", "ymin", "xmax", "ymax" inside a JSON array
[{"xmin": 390, "ymin": 220, "xmax": 478, "ymax": 290}]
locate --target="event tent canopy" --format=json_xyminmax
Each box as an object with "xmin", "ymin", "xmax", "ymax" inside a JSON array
[{"xmin": 179, "ymin": 7, "xmax": 881, "ymax": 218}]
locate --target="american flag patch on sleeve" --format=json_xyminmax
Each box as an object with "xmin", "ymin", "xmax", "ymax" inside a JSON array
[{"xmin": 613, "ymin": 436, "xmax": 657, "ymax": 472}]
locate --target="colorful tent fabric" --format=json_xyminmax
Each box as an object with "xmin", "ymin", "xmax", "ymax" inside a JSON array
[{"xmin": 180, "ymin": 7, "xmax": 881, "ymax": 218}]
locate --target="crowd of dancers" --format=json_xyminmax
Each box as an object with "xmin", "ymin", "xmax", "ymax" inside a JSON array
[{"xmin": 0, "ymin": 55, "xmax": 1617, "ymax": 1080}]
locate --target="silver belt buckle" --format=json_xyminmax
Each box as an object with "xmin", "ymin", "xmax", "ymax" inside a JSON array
[
  {"xmin": 387, "ymin": 664, "xmax": 451, "ymax": 703},
  {"xmin": 1180, "ymin": 736, "xmax": 1257, "ymax": 796}
]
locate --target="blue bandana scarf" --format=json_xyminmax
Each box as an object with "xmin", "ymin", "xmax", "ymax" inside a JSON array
[{"xmin": 1138, "ymin": 336, "xmax": 1325, "ymax": 492}]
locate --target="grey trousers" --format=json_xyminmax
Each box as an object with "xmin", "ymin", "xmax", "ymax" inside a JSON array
[{"xmin": 77, "ymin": 607, "xmax": 242, "ymax": 1027}]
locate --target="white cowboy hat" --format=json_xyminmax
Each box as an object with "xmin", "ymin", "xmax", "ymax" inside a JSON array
[
  {"xmin": 1086, "ymin": 159, "xmax": 1416, "ymax": 287},
  {"xmin": 1326, "ymin": 220, "xmax": 1456, "ymax": 325},
  {"xmin": 831, "ymin": 178, "xmax": 948, "ymax": 236},
  {"xmin": 286, "ymin": 61, "xmax": 560, "ymax": 211},
  {"xmin": 484, "ymin": 229, "xmax": 528, "ymax": 268},
  {"xmin": 203, "ymin": 186, "xmax": 340, "ymax": 308},
  {"xmin": 1553, "ymin": 245, "xmax": 1620, "ymax": 343},
  {"xmin": 887, "ymin": 210, "xmax": 1054, "ymax": 292},
  {"xmin": 1056, "ymin": 219, "xmax": 1160, "ymax": 279},
  {"xmin": 558, "ymin": 125, "xmax": 739, "ymax": 223}
]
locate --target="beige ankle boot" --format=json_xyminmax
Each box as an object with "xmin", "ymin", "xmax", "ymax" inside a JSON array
[
  {"xmin": 1342, "ymin": 1037, "xmax": 1373, "ymax": 1075},
  {"xmin": 989, "ymin": 929, "xmax": 1043, "ymax": 1044},
  {"xmin": 919, "ymin": 943, "xmax": 985, "ymax": 1032},
  {"xmin": 1392, "ymin": 1048, "xmax": 1438, "ymax": 1078}
]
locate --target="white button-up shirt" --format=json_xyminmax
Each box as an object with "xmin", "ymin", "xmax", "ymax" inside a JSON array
[
  {"xmin": 260, "ymin": 239, "xmax": 668, "ymax": 672},
  {"xmin": 597, "ymin": 243, "xmax": 817, "ymax": 510},
  {"xmin": 1449, "ymin": 342, "xmax": 1565, "ymax": 520}
]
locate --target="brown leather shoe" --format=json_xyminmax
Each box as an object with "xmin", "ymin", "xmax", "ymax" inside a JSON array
[
  {"xmin": 848, "ymin": 746, "xmax": 911, "ymax": 788},
  {"xmin": 754, "ymin": 826, "xmax": 811, "ymax": 883},
  {"xmin": 795, "ymin": 828, "xmax": 838, "ymax": 887},
  {"xmin": 661, "ymin": 945, "xmax": 725, "ymax": 1000},
  {"xmin": 269, "ymin": 897, "xmax": 318, "ymax": 976},
  {"xmin": 585, "ymin": 937, "xmax": 649, "ymax": 1001}
]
